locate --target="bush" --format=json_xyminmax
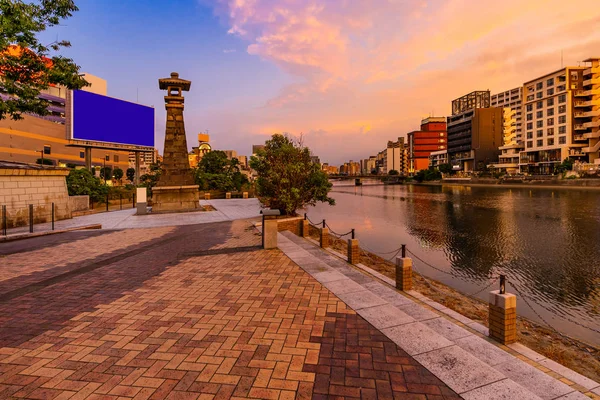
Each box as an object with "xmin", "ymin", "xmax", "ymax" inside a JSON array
[
  {"xmin": 388, "ymin": 170, "xmax": 399, "ymax": 175},
  {"xmin": 249, "ymin": 134, "xmax": 334, "ymax": 215},
  {"xmin": 66, "ymin": 169, "xmax": 108, "ymax": 203},
  {"xmin": 36, "ymin": 158, "xmax": 54, "ymax": 165},
  {"xmin": 126, "ymin": 168, "xmax": 136, "ymax": 183}
]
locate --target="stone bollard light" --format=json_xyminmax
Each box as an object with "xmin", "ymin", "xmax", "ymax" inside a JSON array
[
  {"xmin": 226, "ymin": 192, "xmax": 231, "ymax": 199},
  {"xmin": 320, "ymin": 227, "xmax": 330, "ymax": 248},
  {"xmin": 395, "ymin": 248, "xmax": 413, "ymax": 291},
  {"xmin": 243, "ymin": 192, "xmax": 248, "ymax": 199},
  {"xmin": 136, "ymin": 187, "xmax": 148, "ymax": 215},
  {"xmin": 261, "ymin": 209, "xmax": 280, "ymax": 249},
  {"xmin": 489, "ymin": 276, "xmax": 517, "ymax": 344},
  {"xmin": 204, "ymin": 193, "xmax": 211, "ymax": 200}
]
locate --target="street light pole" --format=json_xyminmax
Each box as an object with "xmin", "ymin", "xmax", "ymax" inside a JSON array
[
  {"xmin": 40, "ymin": 150, "xmax": 44, "ymax": 167},
  {"xmin": 103, "ymin": 156, "xmax": 107, "ymax": 185}
]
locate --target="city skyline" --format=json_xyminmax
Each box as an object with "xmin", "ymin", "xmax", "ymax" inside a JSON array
[{"xmin": 38, "ymin": 0, "xmax": 600, "ymax": 165}]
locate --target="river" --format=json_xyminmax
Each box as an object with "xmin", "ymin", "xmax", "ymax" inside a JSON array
[{"xmin": 306, "ymin": 181, "xmax": 600, "ymax": 346}]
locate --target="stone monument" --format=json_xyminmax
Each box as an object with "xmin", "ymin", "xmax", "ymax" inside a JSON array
[{"xmin": 151, "ymin": 72, "xmax": 199, "ymax": 212}]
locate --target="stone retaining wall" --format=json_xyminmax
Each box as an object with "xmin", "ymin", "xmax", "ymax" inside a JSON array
[
  {"xmin": 69, "ymin": 195, "xmax": 89, "ymax": 212},
  {"xmin": 276, "ymin": 216, "xmax": 303, "ymax": 236}
]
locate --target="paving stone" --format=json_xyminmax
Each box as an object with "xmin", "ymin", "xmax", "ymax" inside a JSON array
[
  {"xmin": 461, "ymin": 378, "xmax": 542, "ymax": 400},
  {"xmin": 493, "ymin": 358, "xmax": 574, "ymax": 400},
  {"xmin": 394, "ymin": 302, "xmax": 439, "ymax": 321},
  {"xmin": 454, "ymin": 335, "xmax": 515, "ymax": 366},
  {"xmin": 336, "ymin": 290, "xmax": 387, "ymax": 310},
  {"xmin": 422, "ymin": 317, "xmax": 473, "ymax": 341},
  {"xmin": 442, "ymin": 308, "xmax": 479, "ymax": 325},
  {"xmin": 506, "ymin": 343, "xmax": 546, "ymax": 362},
  {"xmin": 553, "ymin": 391, "xmax": 594, "ymax": 399},
  {"xmin": 356, "ymin": 304, "xmax": 415, "ymax": 329},
  {"xmin": 414, "ymin": 345, "xmax": 506, "ymax": 394},
  {"xmin": 382, "ymin": 322, "xmax": 453, "ymax": 356},
  {"xmin": 538, "ymin": 359, "xmax": 600, "ymax": 391},
  {"xmin": 466, "ymin": 321, "xmax": 489, "ymax": 336},
  {"xmin": 360, "ymin": 281, "xmax": 414, "ymax": 305},
  {"xmin": 321, "ymin": 278, "xmax": 365, "ymax": 295},
  {"xmin": 312, "ymin": 271, "xmax": 347, "ymax": 283}
]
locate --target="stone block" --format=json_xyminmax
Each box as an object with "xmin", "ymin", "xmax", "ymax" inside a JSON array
[
  {"xmin": 225, "ymin": 192, "xmax": 231, "ymax": 199},
  {"xmin": 262, "ymin": 218, "xmax": 278, "ymax": 249},
  {"xmin": 320, "ymin": 227, "xmax": 330, "ymax": 248},
  {"xmin": 347, "ymin": 238, "xmax": 359, "ymax": 264},
  {"xmin": 243, "ymin": 192, "xmax": 248, "ymax": 199},
  {"xmin": 395, "ymin": 257, "xmax": 413, "ymax": 291},
  {"xmin": 488, "ymin": 291, "xmax": 517, "ymax": 345}
]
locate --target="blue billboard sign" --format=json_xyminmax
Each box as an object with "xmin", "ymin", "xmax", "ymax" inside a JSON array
[{"xmin": 71, "ymin": 90, "xmax": 154, "ymax": 147}]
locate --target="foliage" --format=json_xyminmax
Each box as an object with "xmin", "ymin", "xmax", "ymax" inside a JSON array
[
  {"xmin": 0, "ymin": 0, "xmax": 89, "ymax": 120},
  {"xmin": 556, "ymin": 158, "xmax": 574, "ymax": 174},
  {"xmin": 249, "ymin": 134, "xmax": 335, "ymax": 215},
  {"xmin": 126, "ymin": 167, "xmax": 135, "ymax": 183},
  {"xmin": 139, "ymin": 161, "xmax": 161, "ymax": 193},
  {"xmin": 113, "ymin": 167, "xmax": 123, "ymax": 181},
  {"xmin": 193, "ymin": 150, "xmax": 249, "ymax": 192},
  {"xmin": 99, "ymin": 166, "xmax": 112, "ymax": 180},
  {"xmin": 66, "ymin": 168, "xmax": 107, "ymax": 203},
  {"xmin": 35, "ymin": 157, "xmax": 53, "ymax": 165},
  {"xmin": 65, "ymin": 163, "xmax": 77, "ymax": 169},
  {"xmin": 413, "ymin": 168, "xmax": 442, "ymax": 182},
  {"xmin": 438, "ymin": 163, "xmax": 453, "ymax": 175},
  {"xmin": 388, "ymin": 169, "xmax": 399, "ymax": 175}
]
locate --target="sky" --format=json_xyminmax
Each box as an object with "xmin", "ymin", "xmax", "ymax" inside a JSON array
[{"xmin": 40, "ymin": 0, "xmax": 600, "ymax": 166}]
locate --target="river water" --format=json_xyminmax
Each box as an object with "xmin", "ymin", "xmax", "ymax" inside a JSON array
[{"xmin": 307, "ymin": 181, "xmax": 600, "ymax": 346}]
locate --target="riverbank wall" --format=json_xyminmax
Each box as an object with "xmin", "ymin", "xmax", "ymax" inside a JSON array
[{"xmin": 417, "ymin": 177, "xmax": 600, "ymax": 190}]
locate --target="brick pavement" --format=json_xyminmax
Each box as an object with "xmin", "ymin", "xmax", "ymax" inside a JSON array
[{"xmin": 0, "ymin": 220, "xmax": 458, "ymax": 399}]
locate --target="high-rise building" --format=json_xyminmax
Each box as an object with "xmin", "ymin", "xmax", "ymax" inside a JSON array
[
  {"xmin": 407, "ymin": 117, "xmax": 447, "ymax": 173},
  {"xmin": 382, "ymin": 137, "xmax": 408, "ymax": 175},
  {"xmin": 447, "ymin": 91, "xmax": 503, "ymax": 172},
  {"xmin": 488, "ymin": 88, "xmax": 524, "ymax": 174},
  {"xmin": 519, "ymin": 63, "xmax": 600, "ymax": 174}
]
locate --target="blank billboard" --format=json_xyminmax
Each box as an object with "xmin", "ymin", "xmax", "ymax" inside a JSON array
[{"xmin": 71, "ymin": 90, "xmax": 154, "ymax": 147}]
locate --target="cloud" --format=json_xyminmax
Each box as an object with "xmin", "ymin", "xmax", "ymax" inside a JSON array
[
  {"xmin": 203, "ymin": 0, "xmax": 600, "ymax": 165},
  {"xmin": 223, "ymin": 48, "xmax": 236, "ymax": 53}
]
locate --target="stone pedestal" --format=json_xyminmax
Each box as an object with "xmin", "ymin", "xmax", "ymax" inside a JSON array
[
  {"xmin": 320, "ymin": 228, "xmax": 330, "ymax": 248},
  {"xmin": 301, "ymin": 220, "xmax": 309, "ymax": 238},
  {"xmin": 243, "ymin": 192, "xmax": 248, "ymax": 199},
  {"xmin": 489, "ymin": 290, "xmax": 517, "ymax": 345},
  {"xmin": 347, "ymin": 239, "xmax": 359, "ymax": 264},
  {"xmin": 204, "ymin": 193, "xmax": 210, "ymax": 200},
  {"xmin": 226, "ymin": 192, "xmax": 231, "ymax": 199},
  {"xmin": 262, "ymin": 216, "xmax": 278, "ymax": 249},
  {"xmin": 151, "ymin": 185, "xmax": 199, "ymax": 213},
  {"xmin": 395, "ymin": 257, "xmax": 413, "ymax": 291}
]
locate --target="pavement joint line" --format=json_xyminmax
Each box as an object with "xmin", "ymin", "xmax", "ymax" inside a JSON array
[{"xmin": 177, "ymin": 245, "xmax": 263, "ymax": 258}]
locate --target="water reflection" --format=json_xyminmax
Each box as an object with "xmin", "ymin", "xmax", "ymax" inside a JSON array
[{"xmin": 308, "ymin": 182, "xmax": 600, "ymax": 345}]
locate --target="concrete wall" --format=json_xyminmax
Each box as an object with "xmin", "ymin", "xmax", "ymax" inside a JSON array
[
  {"xmin": 69, "ymin": 195, "xmax": 89, "ymax": 212},
  {"xmin": 277, "ymin": 216, "xmax": 303, "ymax": 236},
  {"xmin": 0, "ymin": 167, "xmax": 72, "ymax": 228}
]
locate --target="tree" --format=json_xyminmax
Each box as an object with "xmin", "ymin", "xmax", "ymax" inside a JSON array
[
  {"xmin": 35, "ymin": 157, "xmax": 53, "ymax": 165},
  {"xmin": 99, "ymin": 166, "xmax": 112, "ymax": 180},
  {"xmin": 199, "ymin": 151, "xmax": 229, "ymax": 174},
  {"xmin": 194, "ymin": 151, "xmax": 248, "ymax": 192},
  {"xmin": 556, "ymin": 158, "xmax": 574, "ymax": 174},
  {"xmin": 249, "ymin": 134, "xmax": 334, "ymax": 215},
  {"xmin": 438, "ymin": 163, "xmax": 453, "ymax": 175},
  {"xmin": 388, "ymin": 170, "xmax": 399, "ymax": 175},
  {"xmin": 113, "ymin": 167, "xmax": 123, "ymax": 183},
  {"xmin": 66, "ymin": 168, "xmax": 107, "ymax": 203},
  {"xmin": 1, "ymin": 0, "xmax": 89, "ymax": 120},
  {"xmin": 126, "ymin": 167, "xmax": 135, "ymax": 183}
]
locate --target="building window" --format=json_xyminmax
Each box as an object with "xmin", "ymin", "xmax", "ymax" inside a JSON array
[
  {"xmin": 527, "ymin": 85, "xmax": 535, "ymax": 92},
  {"xmin": 559, "ymin": 94, "xmax": 566, "ymax": 103},
  {"xmin": 527, "ymin": 132, "xmax": 533, "ymax": 139},
  {"xmin": 559, "ymin": 125, "xmax": 567, "ymax": 134},
  {"xmin": 527, "ymin": 122, "xmax": 533, "ymax": 130},
  {"xmin": 558, "ymin": 115, "xmax": 566, "ymax": 124},
  {"xmin": 547, "ymin": 127, "xmax": 554, "ymax": 135},
  {"xmin": 547, "ymin": 78, "xmax": 554, "ymax": 86},
  {"xmin": 536, "ymin": 130, "xmax": 543, "ymax": 138},
  {"xmin": 547, "ymin": 98, "xmax": 554, "ymax": 106},
  {"xmin": 105, "ymin": 155, "xmax": 110, "ymax": 161},
  {"xmin": 536, "ymin": 101, "xmax": 543, "ymax": 109},
  {"xmin": 537, "ymin": 139, "xmax": 543, "ymax": 146},
  {"xmin": 536, "ymin": 111, "xmax": 543, "ymax": 118},
  {"xmin": 527, "ymin": 95, "xmax": 534, "ymax": 101},
  {"xmin": 536, "ymin": 121, "xmax": 543, "ymax": 128},
  {"xmin": 547, "ymin": 108, "xmax": 554, "ymax": 116},
  {"xmin": 527, "ymin": 113, "xmax": 533, "ymax": 121},
  {"xmin": 547, "ymin": 138, "xmax": 554, "ymax": 146},
  {"xmin": 559, "ymin": 136, "xmax": 566, "ymax": 144},
  {"xmin": 558, "ymin": 105, "xmax": 566, "ymax": 113},
  {"xmin": 526, "ymin": 104, "xmax": 533, "ymax": 112},
  {"xmin": 547, "ymin": 118, "xmax": 554, "ymax": 126},
  {"xmin": 43, "ymin": 145, "xmax": 51, "ymax": 155},
  {"xmin": 557, "ymin": 84, "xmax": 566, "ymax": 91},
  {"xmin": 527, "ymin": 141, "xmax": 533, "ymax": 148},
  {"xmin": 536, "ymin": 92, "xmax": 543, "ymax": 99},
  {"xmin": 79, "ymin": 151, "xmax": 85, "ymax": 159},
  {"xmin": 114, "ymin": 155, "xmax": 119, "ymax": 163},
  {"xmin": 558, "ymin": 75, "xmax": 566, "ymax": 82},
  {"xmin": 536, "ymin": 82, "xmax": 543, "ymax": 90}
]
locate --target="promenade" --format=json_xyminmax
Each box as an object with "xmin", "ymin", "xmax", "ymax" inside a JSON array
[{"xmin": 0, "ymin": 199, "xmax": 598, "ymax": 399}]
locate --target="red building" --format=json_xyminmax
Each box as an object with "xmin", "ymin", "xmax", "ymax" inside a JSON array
[{"xmin": 407, "ymin": 117, "xmax": 447, "ymax": 173}]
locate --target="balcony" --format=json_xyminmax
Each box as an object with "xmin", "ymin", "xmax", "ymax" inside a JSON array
[
  {"xmin": 573, "ymin": 100, "xmax": 588, "ymax": 107},
  {"xmin": 577, "ymin": 99, "xmax": 600, "ymax": 107},
  {"xmin": 574, "ymin": 124, "xmax": 588, "ymax": 130},
  {"xmin": 582, "ymin": 141, "xmax": 600, "ymax": 154},
  {"xmin": 573, "ymin": 134, "xmax": 587, "ymax": 141},
  {"xmin": 569, "ymin": 149, "xmax": 585, "ymax": 156},
  {"xmin": 583, "ymin": 120, "xmax": 600, "ymax": 129},
  {"xmin": 573, "ymin": 90, "xmax": 586, "ymax": 97},
  {"xmin": 581, "ymin": 88, "xmax": 600, "ymax": 96},
  {"xmin": 583, "ymin": 77, "xmax": 600, "ymax": 87},
  {"xmin": 583, "ymin": 66, "xmax": 600, "ymax": 76},
  {"xmin": 584, "ymin": 130, "xmax": 600, "ymax": 139}
]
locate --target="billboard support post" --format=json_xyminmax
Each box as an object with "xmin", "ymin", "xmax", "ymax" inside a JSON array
[{"xmin": 135, "ymin": 152, "xmax": 141, "ymax": 186}]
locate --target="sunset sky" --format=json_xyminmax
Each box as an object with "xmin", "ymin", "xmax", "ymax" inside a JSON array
[{"xmin": 42, "ymin": 0, "xmax": 600, "ymax": 165}]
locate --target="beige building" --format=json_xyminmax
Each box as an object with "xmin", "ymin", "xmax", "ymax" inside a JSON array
[
  {"xmin": 383, "ymin": 137, "xmax": 408, "ymax": 175},
  {"xmin": 429, "ymin": 150, "xmax": 448, "ymax": 169}
]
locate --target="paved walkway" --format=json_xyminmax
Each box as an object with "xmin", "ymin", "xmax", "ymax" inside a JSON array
[
  {"xmin": 277, "ymin": 232, "xmax": 600, "ymax": 400},
  {"xmin": 0, "ymin": 219, "xmax": 459, "ymax": 399}
]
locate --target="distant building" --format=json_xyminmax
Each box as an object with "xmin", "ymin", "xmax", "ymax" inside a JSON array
[
  {"xmin": 383, "ymin": 137, "xmax": 408, "ymax": 175},
  {"xmin": 310, "ymin": 155, "xmax": 321, "ymax": 165},
  {"xmin": 429, "ymin": 150, "xmax": 448, "ymax": 169},
  {"xmin": 447, "ymin": 91, "xmax": 503, "ymax": 172},
  {"xmin": 189, "ymin": 134, "xmax": 211, "ymax": 168},
  {"xmin": 407, "ymin": 117, "xmax": 447, "ymax": 173},
  {"xmin": 252, "ymin": 144, "xmax": 265, "ymax": 155}
]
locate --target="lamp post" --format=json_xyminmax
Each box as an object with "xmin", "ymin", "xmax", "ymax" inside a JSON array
[
  {"xmin": 103, "ymin": 156, "xmax": 107, "ymax": 185},
  {"xmin": 39, "ymin": 149, "xmax": 44, "ymax": 167}
]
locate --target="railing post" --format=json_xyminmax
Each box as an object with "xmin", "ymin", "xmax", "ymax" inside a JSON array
[
  {"xmin": 489, "ymin": 275, "xmax": 517, "ymax": 345},
  {"xmin": 320, "ymin": 226, "xmax": 330, "ymax": 248},
  {"xmin": 226, "ymin": 192, "xmax": 231, "ymax": 199},
  {"xmin": 2, "ymin": 205, "xmax": 6, "ymax": 236},
  {"xmin": 322, "ymin": 219, "xmax": 326, "ymax": 228},
  {"xmin": 204, "ymin": 192, "xmax": 211, "ymax": 200},
  {"xmin": 395, "ymin": 244, "xmax": 412, "ymax": 291},
  {"xmin": 347, "ymin": 233, "xmax": 359, "ymax": 265},
  {"xmin": 51, "ymin": 202, "xmax": 55, "ymax": 231},
  {"xmin": 133, "ymin": 192, "xmax": 136, "ymax": 208},
  {"xmin": 120, "ymin": 194, "xmax": 123, "ymax": 210},
  {"xmin": 243, "ymin": 191, "xmax": 248, "ymax": 199},
  {"xmin": 301, "ymin": 218, "xmax": 309, "ymax": 238},
  {"xmin": 29, "ymin": 204, "xmax": 33, "ymax": 233},
  {"xmin": 106, "ymin": 192, "xmax": 109, "ymax": 212}
]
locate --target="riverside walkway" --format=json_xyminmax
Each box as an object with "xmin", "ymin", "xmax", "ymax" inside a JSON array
[{"xmin": 0, "ymin": 199, "xmax": 597, "ymax": 399}]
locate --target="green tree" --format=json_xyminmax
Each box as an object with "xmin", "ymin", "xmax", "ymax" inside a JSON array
[
  {"xmin": 388, "ymin": 169, "xmax": 399, "ymax": 175},
  {"xmin": 556, "ymin": 158, "xmax": 574, "ymax": 173},
  {"xmin": 194, "ymin": 151, "xmax": 249, "ymax": 191},
  {"xmin": 100, "ymin": 166, "xmax": 112, "ymax": 180},
  {"xmin": 438, "ymin": 163, "xmax": 453, "ymax": 175},
  {"xmin": 1, "ymin": 0, "xmax": 89, "ymax": 120},
  {"xmin": 126, "ymin": 167, "xmax": 135, "ymax": 183},
  {"xmin": 249, "ymin": 134, "xmax": 334, "ymax": 215},
  {"xmin": 66, "ymin": 168, "xmax": 107, "ymax": 203},
  {"xmin": 199, "ymin": 150, "xmax": 229, "ymax": 174},
  {"xmin": 113, "ymin": 167, "xmax": 123, "ymax": 183}
]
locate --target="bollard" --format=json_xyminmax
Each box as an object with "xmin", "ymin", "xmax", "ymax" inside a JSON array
[
  {"xmin": 395, "ymin": 250, "xmax": 412, "ymax": 291},
  {"xmin": 2, "ymin": 205, "xmax": 7, "ymax": 236},
  {"xmin": 120, "ymin": 194, "xmax": 123, "ymax": 210},
  {"xmin": 320, "ymin": 227, "xmax": 330, "ymax": 248},
  {"xmin": 132, "ymin": 192, "xmax": 136, "ymax": 209},
  {"xmin": 136, "ymin": 187, "xmax": 148, "ymax": 215},
  {"xmin": 204, "ymin": 193, "xmax": 211, "ymax": 200},
  {"xmin": 51, "ymin": 202, "xmax": 55, "ymax": 231},
  {"xmin": 29, "ymin": 204, "xmax": 33, "ymax": 233},
  {"xmin": 488, "ymin": 276, "xmax": 517, "ymax": 345},
  {"xmin": 262, "ymin": 209, "xmax": 280, "ymax": 249},
  {"xmin": 347, "ymin": 237, "xmax": 359, "ymax": 264},
  {"xmin": 106, "ymin": 192, "xmax": 109, "ymax": 211},
  {"xmin": 226, "ymin": 192, "xmax": 231, "ymax": 199},
  {"xmin": 301, "ymin": 219, "xmax": 309, "ymax": 238},
  {"xmin": 243, "ymin": 192, "xmax": 248, "ymax": 199}
]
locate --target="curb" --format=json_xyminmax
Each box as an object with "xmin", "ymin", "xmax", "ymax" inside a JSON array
[{"xmin": 0, "ymin": 224, "xmax": 102, "ymax": 243}]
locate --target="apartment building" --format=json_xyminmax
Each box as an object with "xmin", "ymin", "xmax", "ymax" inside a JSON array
[
  {"xmin": 578, "ymin": 58, "xmax": 600, "ymax": 164},
  {"xmin": 429, "ymin": 150, "xmax": 448, "ymax": 169},
  {"xmin": 447, "ymin": 91, "xmax": 503, "ymax": 172},
  {"xmin": 407, "ymin": 117, "xmax": 447, "ymax": 173},
  {"xmin": 383, "ymin": 137, "xmax": 408, "ymax": 175},
  {"xmin": 519, "ymin": 65, "xmax": 593, "ymax": 174}
]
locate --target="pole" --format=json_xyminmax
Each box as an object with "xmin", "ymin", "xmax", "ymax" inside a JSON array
[
  {"xmin": 401, "ymin": 244, "xmax": 406, "ymax": 258},
  {"xmin": 103, "ymin": 157, "xmax": 107, "ymax": 185},
  {"xmin": 351, "ymin": 228, "xmax": 355, "ymax": 239},
  {"xmin": 2, "ymin": 205, "xmax": 6, "ymax": 236},
  {"xmin": 51, "ymin": 202, "xmax": 55, "ymax": 231},
  {"xmin": 500, "ymin": 275, "xmax": 506, "ymax": 294},
  {"xmin": 304, "ymin": 213, "xmax": 307, "ymax": 220},
  {"xmin": 322, "ymin": 219, "xmax": 326, "ymax": 228},
  {"xmin": 120, "ymin": 194, "xmax": 122, "ymax": 210},
  {"xmin": 133, "ymin": 192, "xmax": 136, "ymax": 208},
  {"xmin": 29, "ymin": 204, "xmax": 33, "ymax": 233},
  {"xmin": 106, "ymin": 192, "xmax": 109, "ymax": 212}
]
